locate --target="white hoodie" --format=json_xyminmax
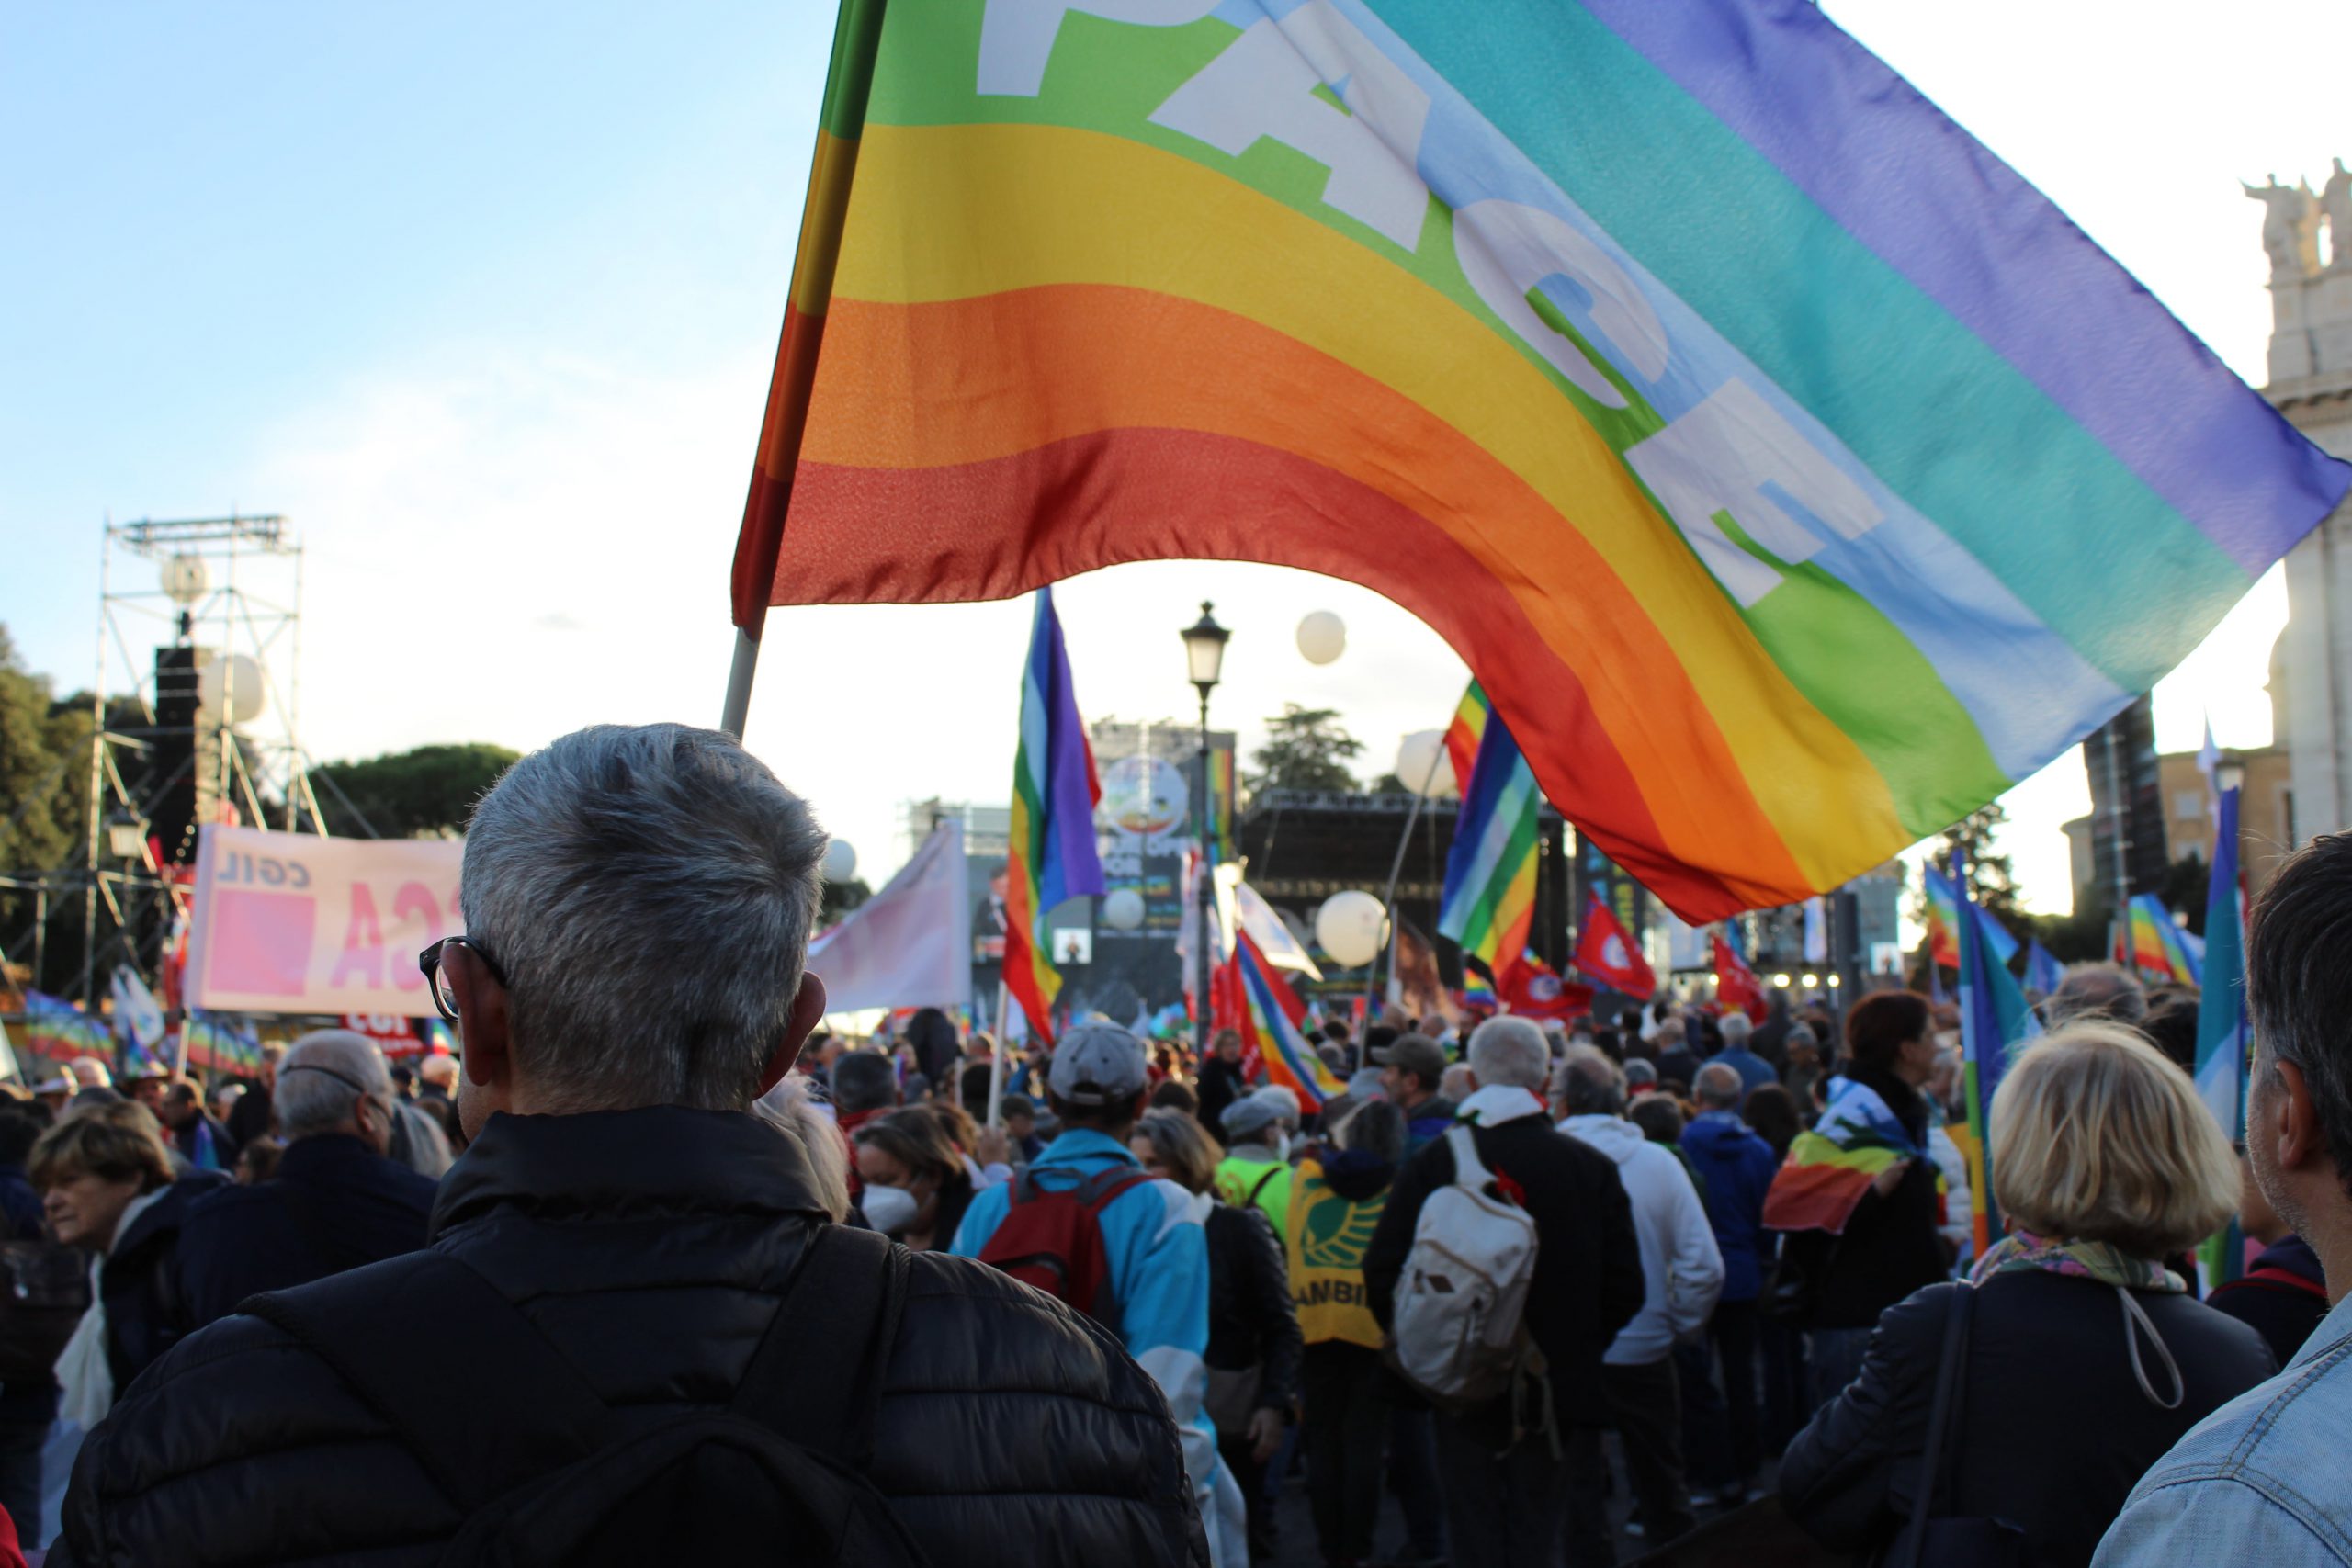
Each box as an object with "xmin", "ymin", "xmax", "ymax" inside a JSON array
[{"xmin": 1558, "ymin": 1114, "xmax": 1724, "ymax": 1365}]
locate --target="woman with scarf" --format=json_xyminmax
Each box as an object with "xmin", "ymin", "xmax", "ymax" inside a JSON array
[
  {"xmin": 1763, "ymin": 990, "xmax": 1953, "ymax": 1405},
  {"xmin": 1132, "ymin": 1108, "xmax": 1300, "ymax": 1565},
  {"xmin": 31, "ymin": 1100, "xmax": 228, "ymax": 1524},
  {"xmin": 1780, "ymin": 1022, "xmax": 2276, "ymax": 1567}
]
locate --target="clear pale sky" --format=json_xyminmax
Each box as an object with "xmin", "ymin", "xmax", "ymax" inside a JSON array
[{"xmin": 5, "ymin": 3, "xmax": 2346, "ymax": 913}]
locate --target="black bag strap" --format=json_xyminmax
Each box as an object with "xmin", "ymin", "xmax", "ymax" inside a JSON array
[
  {"xmin": 1895, "ymin": 1282, "xmax": 1975, "ymax": 1568},
  {"xmin": 242, "ymin": 1251, "xmax": 612, "ymax": 1514},
  {"xmin": 1245, "ymin": 1165, "xmax": 1281, "ymax": 1210},
  {"xmin": 729, "ymin": 1224, "xmax": 910, "ymax": 1471}
]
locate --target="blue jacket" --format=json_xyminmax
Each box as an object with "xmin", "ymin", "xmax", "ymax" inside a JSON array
[
  {"xmin": 1707, "ymin": 1046, "xmax": 1779, "ymax": 1100},
  {"xmin": 953, "ymin": 1129, "xmax": 1216, "ymax": 1512},
  {"xmin": 176, "ymin": 1133, "xmax": 440, "ymax": 1330},
  {"xmin": 1678, "ymin": 1110, "xmax": 1778, "ymax": 1302},
  {"xmin": 2098, "ymin": 1292, "xmax": 2352, "ymax": 1567}
]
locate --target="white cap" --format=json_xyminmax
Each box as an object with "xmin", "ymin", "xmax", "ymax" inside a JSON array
[{"xmin": 1046, "ymin": 1023, "xmax": 1148, "ymax": 1109}]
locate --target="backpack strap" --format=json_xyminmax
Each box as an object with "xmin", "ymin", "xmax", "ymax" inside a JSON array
[
  {"xmin": 729, "ymin": 1224, "xmax": 911, "ymax": 1472},
  {"xmin": 242, "ymin": 1250, "xmax": 611, "ymax": 1514},
  {"xmin": 2244, "ymin": 1263, "xmax": 2332, "ymax": 1301},
  {"xmin": 1445, "ymin": 1125, "xmax": 1492, "ymax": 1192},
  {"xmin": 1245, "ymin": 1165, "xmax": 1281, "ymax": 1211},
  {"xmin": 1075, "ymin": 1166, "xmax": 1152, "ymax": 1213},
  {"xmin": 1894, "ymin": 1282, "xmax": 1973, "ymax": 1568}
]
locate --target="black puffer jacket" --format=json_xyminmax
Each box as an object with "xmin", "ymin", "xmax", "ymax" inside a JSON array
[
  {"xmin": 99, "ymin": 1170, "xmax": 229, "ymax": 1391},
  {"xmin": 53, "ymin": 1107, "xmax": 1208, "ymax": 1568},
  {"xmin": 1205, "ymin": 1200, "xmax": 1303, "ymax": 1413},
  {"xmin": 1781, "ymin": 1272, "xmax": 2277, "ymax": 1567}
]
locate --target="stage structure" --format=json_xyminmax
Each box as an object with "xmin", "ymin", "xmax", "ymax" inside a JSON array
[{"xmin": 0, "ymin": 515, "xmax": 335, "ymax": 1010}]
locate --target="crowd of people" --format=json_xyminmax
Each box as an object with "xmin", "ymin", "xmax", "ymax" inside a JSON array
[{"xmin": 2, "ymin": 721, "xmax": 2347, "ymax": 1568}]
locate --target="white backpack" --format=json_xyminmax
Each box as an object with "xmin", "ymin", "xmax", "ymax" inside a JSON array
[{"xmin": 1389, "ymin": 1126, "xmax": 1543, "ymax": 1412}]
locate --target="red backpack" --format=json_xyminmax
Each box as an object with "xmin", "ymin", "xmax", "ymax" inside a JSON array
[{"xmin": 978, "ymin": 1165, "xmax": 1150, "ymax": 1323}]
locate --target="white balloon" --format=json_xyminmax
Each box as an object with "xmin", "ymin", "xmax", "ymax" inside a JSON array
[
  {"xmin": 1315, "ymin": 890, "xmax": 1387, "ymax": 968},
  {"xmin": 1295, "ymin": 611, "xmax": 1347, "ymax": 665},
  {"xmin": 196, "ymin": 654, "xmax": 266, "ymax": 727},
  {"xmin": 1394, "ymin": 730, "xmax": 1456, "ymax": 798},
  {"xmin": 1102, "ymin": 888, "xmax": 1147, "ymax": 931},
  {"xmin": 821, "ymin": 840, "xmax": 858, "ymax": 883},
  {"xmin": 159, "ymin": 555, "xmax": 209, "ymax": 607}
]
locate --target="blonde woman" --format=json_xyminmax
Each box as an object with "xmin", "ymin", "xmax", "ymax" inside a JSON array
[{"xmin": 1781, "ymin": 1022, "xmax": 2277, "ymax": 1567}]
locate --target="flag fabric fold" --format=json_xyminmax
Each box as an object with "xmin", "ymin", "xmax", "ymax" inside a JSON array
[
  {"xmin": 183, "ymin": 1013, "xmax": 264, "ymax": 1077},
  {"xmin": 807, "ymin": 820, "xmax": 974, "ymax": 1012},
  {"xmin": 22, "ymin": 992, "xmax": 110, "ymax": 1066},
  {"xmin": 2120, "ymin": 894, "xmax": 2201, "ymax": 987},
  {"xmin": 1003, "ymin": 588, "xmax": 1104, "ymax": 1045},
  {"xmin": 1763, "ymin": 1075, "xmax": 1926, "ymax": 1235},
  {"xmin": 1500, "ymin": 952, "xmax": 1593, "ymax": 1021},
  {"xmin": 741, "ymin": 0, "xmax": 2349, "ymax": 921},
  {"xmin": 1958, "ymin": 870, "xmax": 2041, "ymax": 1255},
  {"xmin": 2024, "ymin": 939, "xmax": 2065, "ymax": 998}
]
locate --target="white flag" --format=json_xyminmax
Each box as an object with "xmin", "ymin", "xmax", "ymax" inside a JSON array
[
  {"xmin": 1233, "ymin": 878, "xmax": 1323, "ymax": 981},
  {"xmin": 805, "ymin": 822, "xmax": 972, "ymax": 1013},
  {"xmin": 110, "ymin": 966, "xmax": 168, "ymax": 1054}
]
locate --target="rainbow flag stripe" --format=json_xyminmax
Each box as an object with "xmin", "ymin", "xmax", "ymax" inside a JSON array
[
  {"xmin": 1438, "ymin": 685, "xmax": 1540, "ymax": 983},
  {"xmin": 2122, "ymin": 894, "xmax": 2201, "ymax": 987},
  {"xmin": 1442, "ymin": 682, "xmax": 1491, "ymax": 795},
  {"xmin": 1762, "ymin": 1075, "xmax": 1925, "ymax": 1235},
  {"xmin": 742, "ymin": 0, "xmax": 2348, "ymax": 920},
  {"xmin": 1004, "ymin": 587, "xmax": 1103, "ymax": 1045},
  {"xmin": 1924, "ymin": 864, "xmax": 2017, "ymax": 970},
  {"xmin": 184, "ymin": 1013, "xmax": 263, "ymax": 1077},
  {"xmin": 1236, "ymin": 931, "xmax": 1344, "ymax": 1109},
  {"xmin": 22, "ymin": 992, "xmax": 109, "ymax": 1066}
]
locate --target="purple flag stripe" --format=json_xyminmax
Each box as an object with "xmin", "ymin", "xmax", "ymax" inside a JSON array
[{"xmin": 1578, "ymin": 0, "xmax": 2352, "ymax": 575}]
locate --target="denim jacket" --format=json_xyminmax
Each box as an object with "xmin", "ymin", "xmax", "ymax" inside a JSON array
[{"xmin": 2095, "ymin": 1291, "xmax": 2352, "ymax": 1565}]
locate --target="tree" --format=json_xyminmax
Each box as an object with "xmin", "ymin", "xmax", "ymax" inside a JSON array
[
  {"xmin": 2160, "ymin": 855, "xmax": 2211, "ymax": 938},
  {"xmin": 1247, "ymin": 705, "xmax": 1363, "ymax": 795},
  {"xmin": 309, "ymin": 743, "xmax": 522, "ymax": 838},
  {"xmin": 1918, "ymin": 804, "xmax": 2026, "ymax": 929}
]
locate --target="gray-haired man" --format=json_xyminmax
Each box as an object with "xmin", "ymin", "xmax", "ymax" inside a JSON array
[
  {"xmin": 174, "ymin": 1029, "xmax": 440, "ymax": 1329},
  {"xmin": 54, "ymin": 724, "xmax": 1205, "ymax": 1568}
]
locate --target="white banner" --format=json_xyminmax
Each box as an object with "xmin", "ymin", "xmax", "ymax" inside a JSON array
[
  {"xmin": 187, "ymin": 825, "xmax": 464, "ymax": 1017},
  {"xmin": 806, "ymin": 822, "xmax": 971, "ymax": 1012}
]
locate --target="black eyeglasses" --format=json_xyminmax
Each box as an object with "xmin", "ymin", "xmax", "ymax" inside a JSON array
[{"xmin": 418, "ymin": 937, "xmax": 506, "ymax": 1024}]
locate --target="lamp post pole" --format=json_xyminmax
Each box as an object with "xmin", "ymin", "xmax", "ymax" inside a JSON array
[
  {"xmin": 1194, "ymin": 683, "xmax": 1215, "ymax": 1061},
  {"xmin": 1180, "ymin": 603, "xmax": 1229, "ymax": 1063}
]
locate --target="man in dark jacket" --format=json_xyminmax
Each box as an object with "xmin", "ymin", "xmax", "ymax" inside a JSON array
[
  {"xmin": 1366, "ymin": 1017, "xmax": 1645, "ymax": 1568},
  {"xmin": 52, "ymin": 724, "xmax": 1206, "ymax": 1568},
  {"xmin": 1374, "ymin": 1032, "xmax": 1456, "ymax": 1154},
  {"xmin": 223, "ymin": 1042, "xmax": 283, "ymax": 1149},
  {"xmin": 1682, "ymin": 1063, "xmax": 1781, "ymax": 1502},
  {"xmin": 1196, "ymin": 1028, "xmax": 1252, "ymax": 1142},
  {"xmin": 175, "ymin": 1030, "xmax": 440, "ymax": 1329}
]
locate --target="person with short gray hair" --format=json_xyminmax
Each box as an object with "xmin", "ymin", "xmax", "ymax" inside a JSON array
[
  {"xmin": 53, "ymin": 725, "xmax": 1209, "ymax": 1568},
  {"xmin": 173, "ymin": 1030, "xmax": 443, "ymax": 1331},
  {"xmin": 2044, "ymin": 961, "xmax": 2147, "ymax": 1030},
  {"xmin": 1366, "ymin": 1015, "xmax": 1645, "ymax": 1566},
  {"xmin": 2098, "ymin": 832, "xmax": 2352, "ymax": 1568},
  {"xmin": 1709, "ymin": 1009, "xmax": 1777, "ymax": 1099}
]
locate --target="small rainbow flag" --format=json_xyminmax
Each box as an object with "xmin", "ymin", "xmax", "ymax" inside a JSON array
[
  {"xmin": 1923, "ymin": 863, "xmax": 2018, "ymax": 969},
  {"xmin": 737, "ymin": 0, "xmax": 2348, "ymax": 921},
  {"xmin": 1232, "ymin": 929, "xmax": 1344, "ymax": 1110},
  {"xmin": 1439, "ymin": 683, "xmax": 1541, "ymax": 985},
  {"xmin": 183, "ymin": 1013, "xmax": 263, "ymax": 1077},
  {"xmin": 1004, "ymin": 588, "xmax": 1103, "ymax": 1048},
  {"xmin": 22, "ymin": 992, "xmax": 109, "ymax": 1066},
  {"xmin": 1442, "ymin": 681, "xmax": 1491, "ymax": 795},
  {"xmin": 2120, "ymin": 894, "xmax": 2200, "ymax": 987}
]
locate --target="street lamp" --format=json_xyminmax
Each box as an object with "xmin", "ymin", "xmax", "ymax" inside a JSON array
[{"xmin": 1181, "ymin": 603, "xmax": 1228, "ymax": 1058}]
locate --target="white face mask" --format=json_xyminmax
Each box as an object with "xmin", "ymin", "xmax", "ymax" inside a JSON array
[{"xmin": 862, "ymin": 1184, "xmax": 921, "ymax": 1235}]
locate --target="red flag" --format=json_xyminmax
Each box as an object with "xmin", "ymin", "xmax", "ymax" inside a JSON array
[
  {"xmin": 1500, "ymin": 951, "xmax": 1595, "ymax": 1021},
  {"xmin": 1572, "ymin": 893, "xmax": 1657, "ymax": 1000},
  {"xmin": 1713, "ymin": 931, "xmax": 1769, "ymax": 1024}
]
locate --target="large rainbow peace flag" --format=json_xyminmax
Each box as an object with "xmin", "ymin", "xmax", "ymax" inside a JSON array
[
  {"xmin": 1438, "ymin": 682, "xmax": 1540, "ymax": 985},
  {"xmin": 1004, "ymin": 587, "xmax": 1103, "ymax": 1046},
  {"xmin": 733, "ymin": 0, "xmax": 2349, "ymax": 920},
  {"xmin": 1230, "ymin": 929, "xmax": 1345, "ymax": 1109}
]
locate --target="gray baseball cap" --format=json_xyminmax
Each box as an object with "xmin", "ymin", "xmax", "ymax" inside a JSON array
[
  {"xmin": 1372, "ymin": 1032, "xmax": 1447, "ymax": 1085},
  {"xmin": 1046, "ymin": 1023, "xmax": 1148, "ymax": 1108}
]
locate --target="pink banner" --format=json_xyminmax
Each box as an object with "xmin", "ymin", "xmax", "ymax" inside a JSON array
[{"xmin": 187, "ymin": 826, "xmax": 463, "ymax": 1017}]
